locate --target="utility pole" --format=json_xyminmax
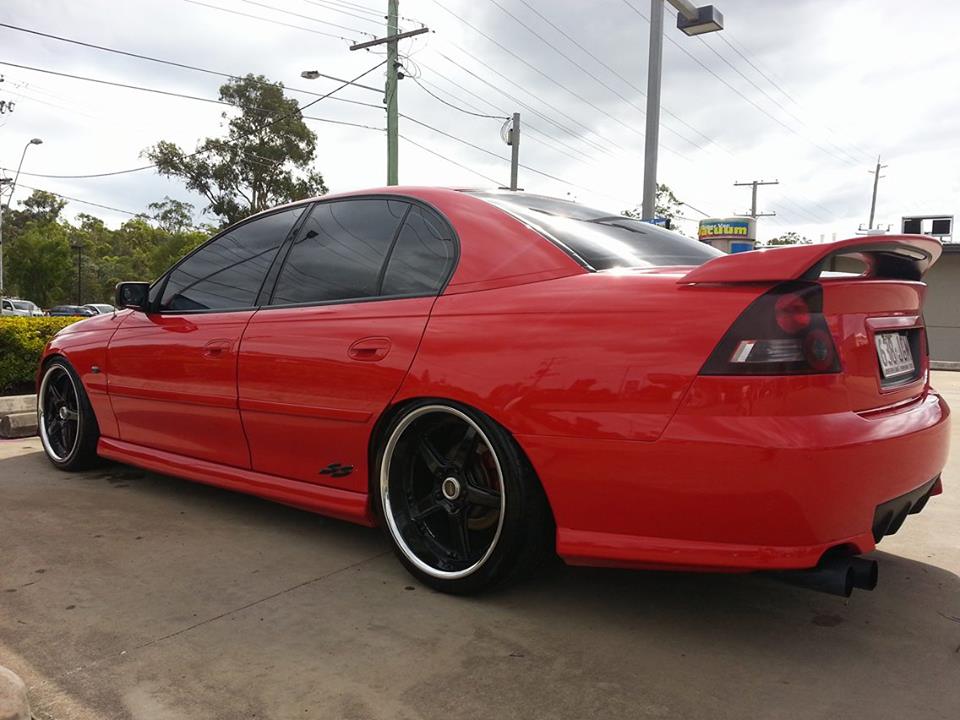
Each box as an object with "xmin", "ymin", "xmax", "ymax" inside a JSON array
[
  {"xmin": 867, "ymin": 156, "xmax": 887, "ymax": 229},
  {"xmin": 385, "ymin": 0, "xmax": 398, "ymax": 186},
  {"xmin": 349, "ymin": 2, "xmax": 428, "ymax": 186},
  {"xmin": 734, "ymin": 179, "xmax": 779, "ymax": 218},
  {"xmin": 509, "ymin": 113, "xmax": 520, "ymax": 191}
]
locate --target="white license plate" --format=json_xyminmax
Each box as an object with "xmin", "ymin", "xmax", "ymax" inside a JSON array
[{"xmin": 875, "ymin": 332, "xmax": 915, "ymax": 379}]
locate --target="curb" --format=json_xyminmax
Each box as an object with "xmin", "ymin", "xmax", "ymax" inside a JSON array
[
  {"xmin": 0, "ymin": 665, "xmax": 31, "ymax": 720},
  {"xmin": 0, "ymin": 411, "xmax": 38, "ymax": 439},
  {"xmin": 0, "ymin": 395, "xmax": 34, "ymax": 415},
  {"xmin": 0, "ymin": 395, "xmax": 37, "ymax": 439},
  {"xmin": 931, "ymin": 361, "xmax": 960, "ymax": 371}
]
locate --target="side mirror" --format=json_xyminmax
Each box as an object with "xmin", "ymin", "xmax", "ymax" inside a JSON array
[{"xmin": 115, "ymin": 282, "xmax": 151, "ymax": 311}]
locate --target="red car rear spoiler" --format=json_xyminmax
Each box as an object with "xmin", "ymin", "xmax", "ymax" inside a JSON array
[{"xmin": 678, "ymin": 235, "xmax": 942, "ymax": 285}]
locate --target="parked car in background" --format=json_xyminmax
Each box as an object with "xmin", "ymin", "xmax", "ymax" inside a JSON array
[
  {"xmin": 1, "ymin": 298, "xmax": 44, "ymax": 316},
  {"xmin": 82, "ymin": 303, "xmax": 116, "ymax": 315},
  {"xmin": 46, "ymin": 305, "xmax": 97, "ymax": 317}
]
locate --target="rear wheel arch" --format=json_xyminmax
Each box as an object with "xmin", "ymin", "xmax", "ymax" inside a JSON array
[
  {"xmin": 367, "ymin": 396, "xmax": 555, "ymax": 593},
  {"xmin": 368, "ymin": 396, "xmax": 554, "ymax": 520}
]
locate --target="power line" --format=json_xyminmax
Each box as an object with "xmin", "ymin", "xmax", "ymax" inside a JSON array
[
  {"xmin": 0, "ymin": 61, "xmax": 385, "ymax": 131},
  {"xmin": 15, "ymin": 183, "xmax": 143, "ymax": 216},
  {"xmin": 407, "ymin": 73, "xmax": 506, "ymax": 120},
  {"xmin": 687, "ymin": 32, "xmax": 864, "ymax": 166},
  {"xmin": 0, "ymin": 59, "xmax": 387, "ymax": 179},
  {"xmin": 182, "ymin": 0, "xmax": 364, "ymax": 42},
  {"xmin": 431, "ymin": 50, "xmax": 614, "ymax": 156},
  {"xmin": 417, "ymin": 60, "xmax": 596, "ymax": 163},
  {"xmin": 235, "ymin": 0, "xmax": 373, "ymax": 36},
  {"xmin": 620, "ymin": 0, "xmax": 861, "ymax": 169},
  {"xmin": 0, "ymin": 22, "xmax": 384, "ymax": 97},
  {"xmin": 513, "ymin": 0, "xmax": 721, "ymax": 151},
  {"xmin": 486, "ymin": 0, "xmax": 711, "ymax": 154},
  {"xmin": 300, "ymin": 0, "xmax": 384, "ymax": 27},
  {"xmin": 398, "ymin": 133, "xmax": 503, "ymax": 186},
  {"xmin": 428, "ymin": 0, "xmax": 688, "ymax": 158},
  {"xmin": 714, "ymin": 31, "xmax": 874, "ymax": 162}
]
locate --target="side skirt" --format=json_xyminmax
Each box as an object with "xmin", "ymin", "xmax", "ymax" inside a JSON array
[{"xmin": 97, "ymin": 437, "xmax": 375, "ymax": 527}]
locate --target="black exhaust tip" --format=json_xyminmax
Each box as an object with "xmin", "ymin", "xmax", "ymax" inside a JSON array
[
  {"xmin": 773, "ymin": 556, "xmax": 879, "ymax": 597},
  {"xmin": 848, "ymin": 557, "xmax": 879, "ymax": 591},
  {"xmin": 775, "ymin": 558, "xmax": 854, "ymax": 597}
]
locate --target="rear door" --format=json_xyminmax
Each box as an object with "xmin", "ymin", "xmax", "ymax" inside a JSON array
[
  {"xmin": 238, "ymin": 198, "xmax": 457, "ymax": 492},
  {"xmin": 107, "ymin": 206, "xmax": 305, "ymax": 467}
]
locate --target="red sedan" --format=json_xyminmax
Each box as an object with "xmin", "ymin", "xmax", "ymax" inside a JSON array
[{"xmin": 36, "ymin": 188, "xmax": 949, "ymax": 596}]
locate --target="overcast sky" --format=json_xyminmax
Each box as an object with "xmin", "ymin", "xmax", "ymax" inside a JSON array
[{"xmin": 1, "ymin": 0, "xmax": 958, "ymax": 242}]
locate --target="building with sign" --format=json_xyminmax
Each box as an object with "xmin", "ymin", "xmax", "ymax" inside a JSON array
[{"xmin": 698, "ymin": 217, "xmax": 757, "ymax": 253}]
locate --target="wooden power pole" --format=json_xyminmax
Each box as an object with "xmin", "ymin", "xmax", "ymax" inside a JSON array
[{"xmin": 350, "ymin": 1, "xmax": 428, "ymax": 186}]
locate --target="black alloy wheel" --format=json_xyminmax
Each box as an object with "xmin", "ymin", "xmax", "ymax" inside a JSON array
[
  {"xmin": 38, "ymin": 359, "xmax": 99, "ymax": 470},
  {"xmin": 376, "ymin": 401, "xmax": 552, "ymax": 594}
]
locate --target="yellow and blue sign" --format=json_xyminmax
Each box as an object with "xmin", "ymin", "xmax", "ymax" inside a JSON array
[
  {"xmin": 698, "ymin": 218, "xmax": 753, "ymax": 241},
  {"xmin": 698, "ymin": 217, "xmax": 757, "ymax": 254}
]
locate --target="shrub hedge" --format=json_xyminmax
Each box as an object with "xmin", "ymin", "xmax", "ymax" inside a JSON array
[{"xmin": 0, "ymin": 316, "xmax": 83, "ymax": 394}]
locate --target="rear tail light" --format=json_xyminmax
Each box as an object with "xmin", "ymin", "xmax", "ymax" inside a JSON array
[{"xmin": 701, "ymin": 282, "xmax": 841, "ymax": 375}]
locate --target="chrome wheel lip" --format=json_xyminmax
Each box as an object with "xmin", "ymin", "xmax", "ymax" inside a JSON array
[
  {"xmin": 381, "ymin": 405, "xmax": 506, "ymax": 581},
  {"xmin": 38, "ymin": 364, "xmax": 80, "ymax": 463}
]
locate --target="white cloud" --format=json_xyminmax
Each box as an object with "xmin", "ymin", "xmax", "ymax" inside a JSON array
[{"xmin": 1, "ymin": 0, "xmax": 957, "ymax": 243}]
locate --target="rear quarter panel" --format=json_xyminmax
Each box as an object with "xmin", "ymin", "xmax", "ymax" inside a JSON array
[{"xmin": 394, "ymin": 271, "xmax": 765, "ymax": 442}]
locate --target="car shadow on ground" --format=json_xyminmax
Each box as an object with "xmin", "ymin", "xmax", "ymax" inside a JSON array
[
  {"xmin": 4, "ymin": 449, "xmax": 960, "ymax": 719},
  {"xmin": 71, "ymin": 455, "xmax": 960, "ymax": 632}
]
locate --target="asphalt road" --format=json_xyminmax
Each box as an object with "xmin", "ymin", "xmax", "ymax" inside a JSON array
[{"xmin": 2, "ymin": 374, "xmax": 959, "ymax": 720}]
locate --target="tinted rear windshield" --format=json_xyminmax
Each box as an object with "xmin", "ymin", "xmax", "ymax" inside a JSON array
[{"xmin": 468, "ymin": 192, "xmax": 722, "ymax": 270}]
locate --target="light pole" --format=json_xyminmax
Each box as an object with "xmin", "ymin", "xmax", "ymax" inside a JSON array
[
  {"xmin": 0, "ymin": 137, "xmax": 43, "ymax": 297},
  {"xmin": 71, "ymin": 241, "xmax": 83, "ymax": 306},
  {"xmin": 641, "ymin": 2, "xmax": 723, "ymax": 220}
]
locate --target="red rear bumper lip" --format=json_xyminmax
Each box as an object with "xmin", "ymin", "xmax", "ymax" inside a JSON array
[{"xmin": 520, "ymin": 391, "xmax": 949, "ymax": 572}]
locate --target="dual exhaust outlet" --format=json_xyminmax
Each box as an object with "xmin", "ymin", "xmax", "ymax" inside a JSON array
[{"xmin": 775, "ymin": 556, "xmax": 879, "ymax": 597}]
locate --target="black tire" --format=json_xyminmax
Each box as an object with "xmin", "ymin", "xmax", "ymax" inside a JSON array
[
  {"xmin": 372, "ymin": 399, "xmax": 553, "ymax": 594},
  {"xmin": 37, "ymin": 358, "xmax": 100, "ymax": 471}
]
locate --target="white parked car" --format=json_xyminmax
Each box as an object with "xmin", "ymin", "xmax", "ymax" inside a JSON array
[
  {"xmin": 82, "ymin": 303, "xmax": 115, "ymax": 315},
  {"xmin": 1, "ymin": 298, "xmax": 43, "ymax": 316}
]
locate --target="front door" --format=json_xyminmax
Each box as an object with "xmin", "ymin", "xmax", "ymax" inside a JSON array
[
  {"xmin": 107, "ymin": 206, "xmax": 306, "ymax": 467},
  {"xmin": 238, "ymin": 198, "xmax": 457, "ymax": 492}
]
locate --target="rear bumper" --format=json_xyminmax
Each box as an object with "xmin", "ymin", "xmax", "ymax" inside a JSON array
[{"xmin": 519, "ymin": 390, "xmax": 950, "ymax": 572}]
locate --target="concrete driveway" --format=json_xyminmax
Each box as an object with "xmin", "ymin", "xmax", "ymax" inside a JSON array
[{"xmin": 2, "ymin": 374, "xmax": 959, "ymax": 720}]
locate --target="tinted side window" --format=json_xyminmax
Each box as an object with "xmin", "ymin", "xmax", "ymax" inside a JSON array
[
  {"xmin": 381, "ymin": 206, "xmax": 455, "ymax": 296},
  {"xmin": 160, "ymin": 207, "xmax": 303, "ymax": 312},
  {"xmin": 270, "ymin": 199, "xmax": 407, "ymax": 305}
]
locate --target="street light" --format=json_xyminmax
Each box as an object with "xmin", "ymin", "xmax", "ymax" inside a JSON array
[
  {"xmin": 71, "ymin": 241, "xmax": 83, "ymax": 306},
  {"xmin": 0, "ymin": 137, "xmax": 44, "ymax": 297},
  {"xmin": 641, "ymin": 2, "xmax": 723, "ymax": 220}
]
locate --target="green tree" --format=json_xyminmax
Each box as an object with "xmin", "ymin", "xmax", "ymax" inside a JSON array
[
  {"xmin": 622, "ymin": 184, "xmax": 685, "ymax": 229},
  {"xmin": 148, "ymin": 196, "xmax": 196, "ymax": 234},
  {"xmin": 6, "ymin": 222, "xmax": 72, "ymax": 307},
  {"xmin": 2, "ymin": 190, "xmax": 210, "ymax": 306},
  {"xmin": 766, "ymin": 231, "xmax": 812, "ymax": 246},
  {"xmin": 144, "ymin": 74, "xmax": 327, "ymax": 226}
]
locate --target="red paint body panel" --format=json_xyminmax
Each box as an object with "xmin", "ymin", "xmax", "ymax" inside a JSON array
[
  {"xmin": 106, "ymin": 311, "xmax": 253, "ymax": 467},
  {"xmin": 532, "ymin": 389, "xmax": 948, "ymax": 570},
  {"xmin": 37, "ymin": 188, "xmax": 951, "ymax": 576},
  {"xmin": 237, "ymin": 297, "xmax": 434, "ymax": 491},
  {"xmin": 42, "ymin": 312, "xmax": 126, "ymax": 439},
  {"xmin": 98, "ymin": 437, "xmax": 373, "ymax": 526}
]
